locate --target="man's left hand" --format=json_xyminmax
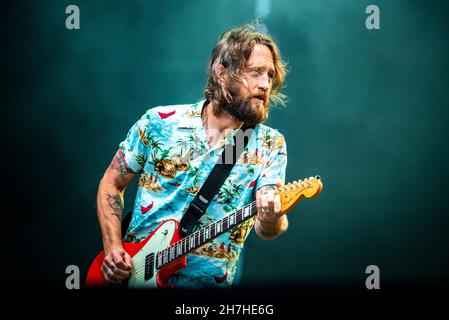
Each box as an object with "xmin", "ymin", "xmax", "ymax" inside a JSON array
[{"xmin": 255, "ymin": 185, "xmax": 283, "ymax": 224}]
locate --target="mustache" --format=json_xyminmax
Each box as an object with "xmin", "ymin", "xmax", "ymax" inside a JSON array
[{"xmin": 251, "ymin": 93, "xmax": 269, "ymax": 104}]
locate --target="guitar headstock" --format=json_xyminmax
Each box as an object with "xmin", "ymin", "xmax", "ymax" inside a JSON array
[{"xmin": 276, "ymin": 176, "xmax": 323, "ymax": 214}]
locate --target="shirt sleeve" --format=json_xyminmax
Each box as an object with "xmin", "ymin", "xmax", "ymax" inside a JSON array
[
  {"xmin": 118, "ymin": 109, "xmax": 154, "ymax": 173},
  {"xmin": 256, "ymin": 131, "xmax": 288, "ymax": 190}
]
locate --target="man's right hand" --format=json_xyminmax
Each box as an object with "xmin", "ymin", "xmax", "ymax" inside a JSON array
[{"xmin": 101, "ymin": 245, "xmax": 133, "ymax": 284}]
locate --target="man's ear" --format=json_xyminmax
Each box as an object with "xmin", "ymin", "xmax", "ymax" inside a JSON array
[{"xmin": 215, "ymin": 64, "xmax": 228, "ymax": 85}]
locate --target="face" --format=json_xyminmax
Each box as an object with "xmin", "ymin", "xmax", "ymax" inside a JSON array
[{"xmin": 222, "ymin": 44, "xmax": 275, "ymax": 125}]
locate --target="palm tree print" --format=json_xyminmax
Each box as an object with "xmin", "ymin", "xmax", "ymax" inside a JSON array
[
  {"xmin": 135, "ymin": 153, "xmax": 146, "ymax": 169},
  {"xmin": 216, "ymin": 174, "xmax": 242, "ymax": 205}
]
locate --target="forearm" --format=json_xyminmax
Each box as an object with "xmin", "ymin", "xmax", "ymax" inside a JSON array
[
  {"xmin": 97, "ymin": 178, "xmax": 125, "ymax": 252},
  {"xmin": 255, "ymin": 214, "xmax": 288, "ymax": 240}
]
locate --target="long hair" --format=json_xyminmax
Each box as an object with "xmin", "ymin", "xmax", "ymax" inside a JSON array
[{"xmin": 204, "ymin": 23, "xmax": 288, "ymax": 110}]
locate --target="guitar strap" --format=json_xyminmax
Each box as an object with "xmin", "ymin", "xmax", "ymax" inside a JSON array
[{"xmin": 179, "ymin": 125, "xmax": 255, "ymax": 237}]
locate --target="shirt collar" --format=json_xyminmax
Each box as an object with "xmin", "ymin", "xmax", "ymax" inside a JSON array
[{"xmin": 177, "ymin": 99, "xmax": 206, "ymax": 129}]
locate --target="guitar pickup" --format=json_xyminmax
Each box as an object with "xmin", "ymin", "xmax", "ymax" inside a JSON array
[{"xmin": 144, "ymin": 253, "xmax": 155, "ymax": 280}]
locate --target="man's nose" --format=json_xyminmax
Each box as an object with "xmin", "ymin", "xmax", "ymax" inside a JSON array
[{"xmin": 258, "ymin": 74, "xmax": 270, "ymax": 91}]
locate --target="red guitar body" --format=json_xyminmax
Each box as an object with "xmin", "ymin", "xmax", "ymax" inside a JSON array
[{"xmin": 86, "ymin": 219, "xmax": 186, "ymax": 288}]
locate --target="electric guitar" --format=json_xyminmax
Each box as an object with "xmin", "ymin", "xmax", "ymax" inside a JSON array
[{"xmin": 86, "ymin": 176, "xmax": 323, "ymax": 288}]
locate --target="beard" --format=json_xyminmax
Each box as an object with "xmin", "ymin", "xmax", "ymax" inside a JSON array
[{"xmin": 217, "ymin": 81, "xmax": 269, "ymax": 126}]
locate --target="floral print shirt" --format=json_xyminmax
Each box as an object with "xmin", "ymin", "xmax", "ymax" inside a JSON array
[{"xmin": 120, "ymin": 100, "xmax": 287, "ymax": 288}]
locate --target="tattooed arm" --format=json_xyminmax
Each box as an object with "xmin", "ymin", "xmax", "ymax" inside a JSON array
[{"xmin": 96, "ymin": 148, "xmax": 136, "ymax": 283}]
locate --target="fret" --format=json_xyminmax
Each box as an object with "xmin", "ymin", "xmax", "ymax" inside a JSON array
[
  {"xmin": 235, "ymin": 210, "xmax": 241, "ymax": 223},
  {"xmin": 216, "ymin": 222, "xmax": 221, "ymax": 234},
  {"xmin": 155, "ymin": 201, "xmax": 259, "ymax": 268},
  {"xmin": 199, "ymin": 229, "xmax": 204, "ymax": 244},
  {"xmin": 229, "ymin": 214, "xmax": 235, "ymax": 226},
  {"xmin": 189, "ymin": 235, "xmax": 195, "ymax": 249},
  {"xmin": 243, "ymin": 205, "xmax": 250, "ymax": 218}
]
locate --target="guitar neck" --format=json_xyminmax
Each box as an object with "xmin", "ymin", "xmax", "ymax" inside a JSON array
[{"xmin": 155, "ymin": 201, "xmax": 258, "ymax": 269}]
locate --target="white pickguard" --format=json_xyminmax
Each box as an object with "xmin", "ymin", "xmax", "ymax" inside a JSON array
[{"xmin": 127, "ymin": 220, "xmax": 176, "ymax": 288}]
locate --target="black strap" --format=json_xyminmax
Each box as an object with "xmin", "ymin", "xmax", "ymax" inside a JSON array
[{"xmin": 179, "ymin": 125, "xmax": 254, "ymax": 236}]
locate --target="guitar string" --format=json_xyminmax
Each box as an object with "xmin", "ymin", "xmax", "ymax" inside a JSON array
[
  {"xmin": 127, "ymin": 182, "xmax": 312, "ymax": 280},
  {"xmin": 130, "ymin": 202, "xmax": 258, "ymax": 278}
]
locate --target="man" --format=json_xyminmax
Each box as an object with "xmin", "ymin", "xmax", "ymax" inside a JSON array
[{"xmin": 96, "ymin": 24, "xmax": 288, "ymax": 288}]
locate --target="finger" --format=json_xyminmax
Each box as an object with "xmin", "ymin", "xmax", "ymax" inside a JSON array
[
  {"xmin": 274, "ymin": 194, "xmax": 282, "ymax": 216},
  {"xmin": 267, "ymin": 191, "xmax": 275, "ymax": 214},
  {"xmin": 111, "ymin": 267, "xmax": 131, "ymax": 279},
  {"xmin": 103, "ymin": 256, "xmax": 115, "ymax": 269},
  {"xmin": 256, "ymin": 189, "xmax": 262, "ymax": 214},
  {"xmin": 103, "ymin": 260, "xmax": 117, "ymax": 276},
  {"xmin": 261, "ymin": 194, "xmax": 269, "ymax": 215},
  {"xmin": 112, "ymin": 251, "xmax": 129, "ymax": 271},
  {"xmin": 105, "ymin": 272, "xmax": 121, "ymax": 284},
  {"xmin": 101, "ymin": 265, "xmax": 121, "ymax": 284},
  {"xmin": 123, "ymin": 252, "xmax": 133, "ymax": 270}
]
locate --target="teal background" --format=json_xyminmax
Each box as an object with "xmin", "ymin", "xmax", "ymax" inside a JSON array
[{"xmin": 3, "ymin": 0, "xmax": 448, "ymax": 289}]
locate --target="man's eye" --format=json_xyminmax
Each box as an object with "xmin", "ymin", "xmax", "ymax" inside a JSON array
[{"xmin": 268, "ymin": 72, "xmax": 274, "ymax": 79}]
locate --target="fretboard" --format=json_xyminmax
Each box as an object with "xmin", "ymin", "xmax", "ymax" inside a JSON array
[{"xmin": 155, "ymin": 201, "xmax": 258, "ymax": 269}]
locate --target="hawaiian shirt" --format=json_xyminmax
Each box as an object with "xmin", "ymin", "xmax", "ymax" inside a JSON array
[{"xmin": 120, "ymin": 100, "xmax": 287, "ymax": 288}]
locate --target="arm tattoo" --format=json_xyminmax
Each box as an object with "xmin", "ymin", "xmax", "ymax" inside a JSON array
[
  {"xmin": 107, "ymin": 193, "xmax": 124, "ymax": 220},
  {"xmin": 110, "ymin": 149, "xmax": 135, "ymax": 180}
]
